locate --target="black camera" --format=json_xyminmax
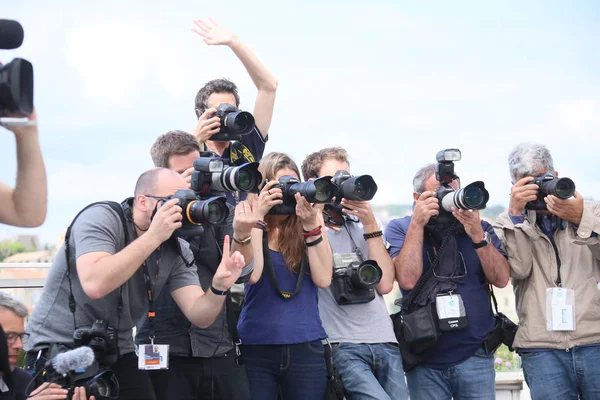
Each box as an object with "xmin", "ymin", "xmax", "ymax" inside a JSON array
[
  {"xmin": 331, "ymin": 253, "xmax": 382, "ymax": 305},
  {"xmin": 210, "ymin": 103, "xmax": 256, "ymax": 141},
  {"xmin": 73, "ymin": 320, "xmax": 118, "ymax": 367},
  {"xmin": 432, "ymin": 149, "xmax": 489, "ymax": 224},
  {"xmin": 525, "ymin": 172, "xmax": 576, "ymax": 210},
  {"xmin": 191, "ymin": 151, "xmax": 262, "ymax": 195},
  {"xmin": 484, "ymin": 312, "xmax": 519, "ymax": 355},
  {"xmin": 41, "ymin": 346, "xmax": 119, "ymax": 400},
  {"xmin": 167, "ymin": 189, "xmax": 229, "ymax": 236},
  {"xmin": 268, "ymin": 175, "xmax": 338, "ymax": 215},
  {"xmin": 0, "ymin": 20, "xmax": 33, "ymax": 115},
  {"xmin": 331, "ymin": 170, "xmax": 378, "ymax": 201}
]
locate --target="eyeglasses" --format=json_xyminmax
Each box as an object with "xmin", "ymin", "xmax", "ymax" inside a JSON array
[
  {"xmin": 144, "ymin": 195, "xmax": 170, "ymax": 204},
  {"xmin": 5, "ymin": 331, "xmax": 28, "ymax": 345}
]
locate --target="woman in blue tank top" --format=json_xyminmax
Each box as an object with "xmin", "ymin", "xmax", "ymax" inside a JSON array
[{"xmin": 237, "ymin": 152, "xmax": 332, "ymax": 400}]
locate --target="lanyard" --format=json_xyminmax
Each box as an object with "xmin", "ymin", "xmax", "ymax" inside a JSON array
[{"xmin": 143, "ymin": 249, "xmax": 161, "ymax": 344}]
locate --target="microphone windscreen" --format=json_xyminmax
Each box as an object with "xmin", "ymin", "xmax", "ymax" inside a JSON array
[
  {"xmin": 51, "ymin": 347, "xmax": 96, "ymax": 375},
  {"xmin": 0, "ymin": 19, "xmax": 24, "ymax": 50}
]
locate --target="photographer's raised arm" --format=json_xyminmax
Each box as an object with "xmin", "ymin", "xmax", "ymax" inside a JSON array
[
  {"xmin": 0, "ymin": 109, "xmax": 47, "ymax": 227},
  {"xmin": 77, "ymin": 199, "xmax": 181, "ymax": 300},
  {"xmin": 192, "ymin": 18, "xmax": 277, "ymax": 138},
  {"xmin": 171, "ymin": 235, "xmax": 245, "ymax": 328},
  {"xmin": 297, "ymin": 195, "xmax": 332, "ymax": 288}
]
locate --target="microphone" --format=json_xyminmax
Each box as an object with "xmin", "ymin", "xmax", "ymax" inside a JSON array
[
  {"xmin": 0, "ymin": 19, "xmax": 24, "ymax": 50},
  {"xmin": 48, "ymin": 347, "xmax": 96, "ymax": 375}
]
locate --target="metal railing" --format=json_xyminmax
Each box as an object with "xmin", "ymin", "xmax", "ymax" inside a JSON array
[{"xmin": 0, "ymin": 262, "xmax": 50, "ymax": 289}]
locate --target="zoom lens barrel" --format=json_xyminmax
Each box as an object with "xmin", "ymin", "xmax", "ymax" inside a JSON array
[{"xmin": 440, "ymin": 181, "xmax": 489, "ymax": 212}]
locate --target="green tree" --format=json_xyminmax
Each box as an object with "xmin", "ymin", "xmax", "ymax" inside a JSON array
[{"xmin": 0, "ymin": 241, "xmax": 29, "ymax": 261}]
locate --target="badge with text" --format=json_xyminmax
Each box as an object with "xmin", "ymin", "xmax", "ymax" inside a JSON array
[
  {"xmin": 436, "ymin": 292, "xmax": 468, "ymax": 332},
  {"xmin": 137, "ymin": 344, "xmax": 169, "ymax": 370},
  {"xmin": 546, "ymin": 287, "xmax": 576, "ymax": 331}
]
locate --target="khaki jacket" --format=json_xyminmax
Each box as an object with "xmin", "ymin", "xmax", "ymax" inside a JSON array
[{"xmin": 493, "ymin": 201, "xmax": 600, "ymax": 350}]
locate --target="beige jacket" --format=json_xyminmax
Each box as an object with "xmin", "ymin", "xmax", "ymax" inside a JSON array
[{"xmin": 493, "ymin": 201, "xmax": 600, "ymax": 350}]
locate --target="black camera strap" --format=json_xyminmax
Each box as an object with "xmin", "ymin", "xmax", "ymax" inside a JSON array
[
  {"xmin": 262, "ymin": 231, "xmax": 307, "ymax": 300},
  {"xmin": 142, "ymin": 250, "xmax": 160, "ymax": 344},
  {"xmin": 342, "ymin": 221, "xmax": 364, "ymax": 262},
  {"xmin": 64, "ymin": 201, "xmax": 127, "ymax": 336},
  {"xmin": 488, "ymin": 284, "xmax": 499, "ymax": 314}
]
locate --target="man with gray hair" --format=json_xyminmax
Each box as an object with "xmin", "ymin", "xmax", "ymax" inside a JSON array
[
  {"xmin": 494, "ymin": 142, "xmax": 600, "ymax": 399},
  {"xmin": 0, "ymin": 292, "xmax": 32, "ymax": 399}
]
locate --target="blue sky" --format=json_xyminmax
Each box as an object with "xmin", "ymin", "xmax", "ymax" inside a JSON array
[{"xmin": 1, "ymin": 0, "xmax": 599, "ymax": 245}]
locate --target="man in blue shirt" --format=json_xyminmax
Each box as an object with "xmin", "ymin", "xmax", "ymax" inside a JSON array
[
  {"xmin": 191, "ymin": 18, "xmax": 277, "ymax": 205},
  {"xmin": 385, "ymin": 163, "xmax": 510, "ymax": 400}
]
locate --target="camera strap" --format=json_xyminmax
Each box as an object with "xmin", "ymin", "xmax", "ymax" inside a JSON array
[
  {"xmin": 262, "ymin": 231, "xmax": 307, "ymax": 300},
  {"xmin": 342, "ymin": 222, "xmax": 364, "ymax": 262},
  {"xmin": 143, "ymin": 249, "xmax": 161, "ymax": 344},
  {"xmin": 64, "ymin": 201, "xmax": 127, "ymax": 336}
]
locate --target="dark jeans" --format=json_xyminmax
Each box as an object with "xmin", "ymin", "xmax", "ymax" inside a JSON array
[
  {"xmin": 241, "ymin": 341, "xmax": 327, "ymax": 400},
  {"xmin": 25, "ymin": 351, "xmax": 156, "ymax": 400},
  {"xmin": 149, "ymin": 349, "xmax": 250, "ymax": 400}
]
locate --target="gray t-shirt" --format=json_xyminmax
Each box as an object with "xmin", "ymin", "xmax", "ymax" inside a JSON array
[
  {"xmin": 318, "ymin": 219, "xmax": 397, "ymax": 344},
  {"xmin": 25, "ymin": 204, "xmax": 199, "ymax": 355}
]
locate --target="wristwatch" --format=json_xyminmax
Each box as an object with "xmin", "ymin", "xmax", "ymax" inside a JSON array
[
  {"xmin": 232, "ymin": 235, "xmax": 252, "ymax": 246},
  {"xmin": 473, "ymin": 231, "xmax": 491, "ymax": 249}
]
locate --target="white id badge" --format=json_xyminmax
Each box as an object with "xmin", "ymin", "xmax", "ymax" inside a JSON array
[
  {"xmin": 436, "ymin": 294, "xmax": 461, "ymax": 319},
  {"xmin": 546, "ymin": 288, "xmax": 576, "ymax": 331},
  {"xmin": 138, "ymin": 344, "xmax": 169, "ymax": 370}
]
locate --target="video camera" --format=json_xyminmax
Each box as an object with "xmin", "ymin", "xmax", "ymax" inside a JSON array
[
  {"xmin": 40, "ymin": 346, "xmax": 119, "ymax": 400},
  {"xmin": 331, "ymin": 253, "xmax": 382, "ymax": 305},
  {"xmin": 525, "ymin": 173, "xmax": 576, "ymax": 210},
  {"xmin": 210, "ymin": 103, "xmax": 256, "ymax": 141},
  {"xmin": 73, "ymin": 320, "xmax": 119, "ymax": 367},
  {"xmin": 268, "ymin": 175, "xmax": 338, "ymax": 215},
  {"xmin": 0, "ymin": 19, "xmax": 34, "ymax": 117},
  {"xmin": 432, "ymin": 149, "xmax": 490, "ymax": 224}
]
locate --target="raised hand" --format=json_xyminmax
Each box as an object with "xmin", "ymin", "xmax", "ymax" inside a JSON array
[
  {"xmin": 233, "ymin": 200, "xmax": 258, "ymax": 238},
  {"xmin": 212, "ymin": 235, "xmax": 245, "ymax": 291},
  {"xmin": 192, "ymin": 17, "xmax": 237, "ymax": 46}
]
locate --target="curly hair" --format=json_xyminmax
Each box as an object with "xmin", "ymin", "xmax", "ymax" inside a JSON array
[{"xmin": 194, "ymin": 78, "xmax": 240, "ymax": 118}]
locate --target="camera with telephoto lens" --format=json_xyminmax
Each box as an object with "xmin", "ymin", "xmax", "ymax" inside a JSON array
[
  {"xmin": 210, "ymin": 103, "xmax": 256, "ymax": 141},
  {"xmin": 331, "ymin": 253, "xmax": 382, "ymax": 305},
  {"xmin": 525, "ymin": 172, "xmax": 576, "ymax": 210},
  {"xmin": 0, "ymin": 20, "xmax": 34, "ymax": 115},
  {"xmin": 166, "ymin": 189, "xmax": 229, "ymax": 237},
  {"xmin": 191, "ymin": 151, "xmax": 262, "ymax": 195},
  {"xmin": 431, "ymin": 149, "xmax": 490, "ymax": 225},
  {"xmin": 331, "ymin": 170, "xmax": 378, "ymax": 201},
  {"xmin": 73, "ymin": 320, "xmax": 118, "ymax": 367},
  {"xmin": 268, "ymin": 175, "xmax": 338, "ymax": 215}
]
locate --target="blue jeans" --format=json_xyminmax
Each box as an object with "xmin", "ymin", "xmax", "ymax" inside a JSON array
[
  {"xmin": 406, "ymin": 347, "xmax": 495, "ymax": 400},
  {"xmin": 521, "ymin": 345, "xmax": 600, "ymax": 400},
  {"xmin": 332, "ymin": 342, "xmax": 408, "ymax": 400},
  {"xmin": 242, "ymin": 341, "xmax": 327, "ymax": 400}
]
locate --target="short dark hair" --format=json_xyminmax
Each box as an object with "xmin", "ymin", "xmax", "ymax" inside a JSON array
[
  {"xmin": 301, "ymin": 147, "xmax": 350, "ymax": 181},
  {"xmin": 194, "ymin": 78, "xmax": 240, "ymax": 118},
  {"xmin": 151, "ymin": 130, "xmax": 200, "ymax": 168}
]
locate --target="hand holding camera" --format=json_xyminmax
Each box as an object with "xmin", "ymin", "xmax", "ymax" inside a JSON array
[
  {"xmin": 233, "ymin": 200, "xmax": 257, "ymax": 238},
  {"xmin": 340, "ymin": 199, "xmax": 378, "ymax": 231},
  {"xmin": 212, "ymin": 235, "xmax": 246, "ymax": 291},
  {"xmin": 411, "ymin": 191, "xmax": 440, "ymax": 228},
  {"xmin": 146, "ymin": 198, "xmax": 183, "ymax": 244},
  {"xmin": 545, "ymin": 191, "xmax": 584, "ymax": 225},
  {"xmin": 193, "ymin": 108, "xmax": 220, "ymax": 143},
  {"xmin": 295, "ymin": 192, "xmax": 320, "ymax": 231},
  {"xmin": 508, "ymin": 177, "xmax": 539, "ymax": 216},
  {"xmin": 451, "ymin": 208, "xmax": 484, "ymax": 242},
  {"xmin": 255, "ymin": 180, "xmax": 283, "ymax": 219}
]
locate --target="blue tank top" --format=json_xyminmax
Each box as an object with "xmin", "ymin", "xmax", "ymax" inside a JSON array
[{"xmin": 237, "ymin": 250, "xmax": 327, "ymax": 344}]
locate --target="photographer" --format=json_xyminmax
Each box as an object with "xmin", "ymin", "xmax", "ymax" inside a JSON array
[
  {"xmin": 493, "ymin": 143, "xmax": 600, "ymax": 399},
  {"xmin": 140, "ymin": 130, "xmax": 255, "ymax": 400},
  {"xmin": 0, "ymin": 293, "xmax": 31, "ymax": 400},
  {"xmin": 0, "ymin": 109, "xmax": 47, "ymax": 227},
  {"xmin": 238, "ymin": 152, "xmax": 332, "ymax": 399},
  {"xmin": 23, "ymin": 168, "xmax": 246, "ymax": 400},
  {"xmin": 191, "ymin": 18, "xmax": 277, "ymax": 203},
  {"xmin": 385, "ymin": 162, "xmax": 509, "ymax": 400},
  {"xmin": 301, "ymin": 147, "xmax": 408, "ymax": 400}
]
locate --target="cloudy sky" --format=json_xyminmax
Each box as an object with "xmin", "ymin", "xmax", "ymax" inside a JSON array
[{"xmin": 1, "ymin": 0, "xmax": 599, "ymax": 245}]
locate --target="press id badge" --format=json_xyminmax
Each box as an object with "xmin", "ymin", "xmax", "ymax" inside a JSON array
[
  {"xmin": 137, "ymin": 344, "xmax": 169, "ymax": 370},
  {"xmin": 546, "ymin": 287, "xmax": 576, "ymax": 331},
  {"xmin": 436, "ymin": 292, "xmax": 468, "ymax": 331}
]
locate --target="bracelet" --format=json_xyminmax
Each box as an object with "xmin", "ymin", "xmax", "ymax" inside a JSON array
[
  {"xmin": 305, "ymin": 235, "xmax": 324, "ymax": 247},
  {"xmin": 363, "ymin": 230, "xmax": 383, "ymax": 240},
  {"xmin": 232, "ymin": 236, "xmax": 252, "ymax": 246},
  {"xmin": 210, "ymin": 285, "xmax": 229, "ymax": 296},
  {"xmin": 254, "ymin": 220, "xmax": 268, "ymax": 231},
  {"xmin": 302, "ymin": 225, "xmax": 322, "ymax": 239}
]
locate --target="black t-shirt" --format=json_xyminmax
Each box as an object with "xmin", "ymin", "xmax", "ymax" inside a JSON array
[
  {"xmin": 0, "ymin": 367, "xmax": 33, "ymax": 400},
  {"xmin": 202, "ymin": 127, "xmax": 268, "ymax": 205}
]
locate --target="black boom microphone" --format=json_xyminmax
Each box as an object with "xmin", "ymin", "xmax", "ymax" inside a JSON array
[{"xmin": 0, "ymin": 19, "xmax": 24, "ymax": 50}]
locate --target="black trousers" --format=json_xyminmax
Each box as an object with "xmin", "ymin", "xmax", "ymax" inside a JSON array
[
  {"xmin": 149, "ymin": 350, "xmax": 251, "ymax": 400},
  {"xmin": 25, "ymin": 350, "xmax": 157, "ymax": 400}
]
